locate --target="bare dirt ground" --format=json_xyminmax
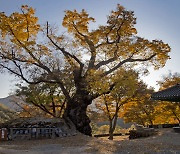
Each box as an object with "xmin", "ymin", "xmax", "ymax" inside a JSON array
[{"xmin": 0, "ymin": 128, "xmax": 180, "ymax": 154}]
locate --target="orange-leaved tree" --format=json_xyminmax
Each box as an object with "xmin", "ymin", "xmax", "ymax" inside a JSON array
[
  {"xmin": 16, "ymin": 83, "xmax": 66, "ymax": 118},
  {"xmin": 95, "ymin": 69, "xmax": 139, "ymax": 140},
  {"xmin": 154, "ymin": 72, "xmax": 180, "ymax": 124},
  {"xmin": 121, "ymin": 88, "xmax": 156, "ymax": 126},
  {"xmin": 0, "ymin": 4, "xmax": 170, "ymax": 135}
]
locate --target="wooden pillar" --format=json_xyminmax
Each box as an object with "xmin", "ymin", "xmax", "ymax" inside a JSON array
[
  {"xmin": 10, "ymin": 128, "xmax": 14, "ymax": 140},
  {"xmin": 51, "ymin": 128, "xmax": 55, "ymax": 139}
]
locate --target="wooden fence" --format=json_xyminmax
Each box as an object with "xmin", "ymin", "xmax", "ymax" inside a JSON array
[{"xmin": 8, "ymin": 127, "xmax": 66, "ymax": 140}]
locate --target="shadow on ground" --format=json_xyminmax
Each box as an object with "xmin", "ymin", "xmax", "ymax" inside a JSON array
[{"xmin": 0, "ymin": 129, "xmax": 180, "ymax": 154}]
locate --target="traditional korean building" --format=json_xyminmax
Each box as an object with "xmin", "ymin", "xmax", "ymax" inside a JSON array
[{"xmin": 151, "ymin": 84, "xmax": 180, "ymax": 102}]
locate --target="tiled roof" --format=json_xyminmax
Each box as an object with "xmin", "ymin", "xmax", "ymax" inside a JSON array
[{"xmin": 151, "ymin": 84, "xmax": 180, "ymax": 102}]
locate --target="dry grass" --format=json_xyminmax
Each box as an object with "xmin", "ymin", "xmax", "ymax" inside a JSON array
[{"xmin": 0, "ymin": 129, "xmax": 180, "ymax": 154}]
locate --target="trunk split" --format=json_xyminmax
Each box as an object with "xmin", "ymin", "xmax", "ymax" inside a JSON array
[
  {"xmin": 108, "ymin": 116, "xmax": 118, "ymax": 140},
  {"xmin": 64, "ymin": 96, "xmax": 92, "ymax": 136},
  {"xmin": 108, "ymin": 127, "xmax": 114, "ymax": 140}
]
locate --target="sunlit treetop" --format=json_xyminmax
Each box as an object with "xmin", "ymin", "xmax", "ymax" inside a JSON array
[
  {"xmin": 62, "ymin": 4, "xmax": 170, "ymax": 70},
  {"xmin": 158, "ymin": 72, "xmax": 180, "ymax": 90},
  {"xmin": 0, "ymin": 5, "xmax": 40, "ymax": 45},
  {"xmin": 0, "ymin": 4, "xmax": 171, "ymax": 98}
]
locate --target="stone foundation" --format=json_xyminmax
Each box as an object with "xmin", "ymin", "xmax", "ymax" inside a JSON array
[{"xmin": 0, "ymin": 117, "xmax": 78, "ymax": 140}]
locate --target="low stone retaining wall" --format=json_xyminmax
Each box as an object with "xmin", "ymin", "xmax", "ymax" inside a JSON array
[
  {"xmin": 0, "ymin": 117, "xmax": 77, "ymax": 141},
  {"xmin": 149, "ymin": 124, "xmax": 179, "ymax": 128},
  {"xmin": 173, "ymin": 127, "xmax": 180, "ymax": 133},
  {"xmin": 129, "ymin": 124, "xmax": 156, "ymax": 139},
  {"xmin": 129, "ymin": 128, "xmax": 156, "ymax": 139}
]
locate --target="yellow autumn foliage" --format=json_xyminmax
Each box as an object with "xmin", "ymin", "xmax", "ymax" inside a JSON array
[{"xmin": 0, "ymin": 5, "xmax": 40, "ymax": 45}]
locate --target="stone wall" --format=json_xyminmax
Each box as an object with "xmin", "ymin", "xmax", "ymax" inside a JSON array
[{"xmin": 0, "ymin": 117, "xmax": 78, "ymax": 140}]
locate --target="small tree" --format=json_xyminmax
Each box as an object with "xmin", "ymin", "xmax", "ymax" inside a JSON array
[
  {"xmin": 95, "ymin": 69, "xmax": 139, "ymax": 140},
  {"xmin": 157, "ymin": 102, "xmax": 180, "ymax": 124},
  {"xmin": 120, "ymin": 84, "xmax": 156, "ymax": 126},
  {"xmin": 16, "ymin": 83, "xmax": 66, "ymax": 118},
  {"xmin": 154, "ymin": 72, "xmax": 180, "ymax": 124}
]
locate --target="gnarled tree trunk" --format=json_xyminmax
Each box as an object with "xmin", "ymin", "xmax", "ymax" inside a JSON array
[{"xmin": 63, "ymin": 93, "xmax": 92, "ymax": 136}]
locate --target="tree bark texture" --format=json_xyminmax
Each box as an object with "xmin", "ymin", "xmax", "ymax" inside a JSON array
[
  {"xmin": 108, "ymin": 121, "xmax": 114, "ymax": 140},
  {"xmin": 64, "ymin": 93, "xmax": 92, "ymax": 136},
  {"xmin": 108, "ymin": 115, "xmax": 118, "ymax": 140}
]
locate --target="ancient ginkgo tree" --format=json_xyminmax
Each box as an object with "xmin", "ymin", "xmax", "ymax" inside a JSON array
[{"xmin": 0, "ymin": 4, "xmax": 170, "ymax": 135}]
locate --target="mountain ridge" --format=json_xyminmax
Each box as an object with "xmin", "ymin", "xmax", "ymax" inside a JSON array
[{"xmin": 0, "ymin": 95, "xmax": 26, "ymax": 111}]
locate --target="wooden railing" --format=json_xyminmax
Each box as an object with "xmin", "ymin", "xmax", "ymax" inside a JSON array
[{"xmin": 9, "ymin": 127, "xmax": 66, "ymax": 140}]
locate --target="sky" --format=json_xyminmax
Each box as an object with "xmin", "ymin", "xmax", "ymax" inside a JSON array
[{"xmin": 0, "ymin": 0, "xmax": 179, "ymax": 98}]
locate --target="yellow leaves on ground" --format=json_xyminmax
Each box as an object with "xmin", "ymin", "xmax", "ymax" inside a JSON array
[{"xmin": 0, "ymin": 5, "xmax": 40, "ymax": 45}]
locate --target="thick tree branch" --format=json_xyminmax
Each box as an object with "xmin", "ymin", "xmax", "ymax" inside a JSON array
[
  {"xmin": 58, "ymin": 100, "xmax": 66, "ymax": 117},
  {"xmin": 46, "ymin": 22, "xmax": 84, "ymax": 68},
  {"xmin": 4, "ymin": 23, "xmax": 71, "ymax": 101},
  {"xmin": 95, "ymin": 56, "xmax": 117, "ymax": 70},
  {"xmin": 0, "ymin": 48, "xmax": 46, "ymax": 70},
  {"xmin": 30, "ymin": 100, "xmax": 56, "ymax": 117},
  {"xmin": 49, "ymin": 88, "xmax": 56, "ymax": 115},
  {"xmin": 71, "ymin": 22, "xmax": 96, "ymax": 70},
  {"xmin": 95, "ymin": 14, "xmax": 125, "ymax": 49},
  {"xmin": 102, "ymin": 58, "xmax": 131, "ymax": 77},
  {"xmin": 0, "ymin": 64, "xmax": 56, "ymax": 85},
  {"xmin": 90, "ymin": 14, "xmax": 126, "ymax": 70},
  {"xmin": 130, "ymin": 54, "xmax": 156, "ymax": 62},
  {"xmin": 0, "ymin": 62, "xmax": 72, "ymax": 102},
  {"xmin": 7, "ymin": 24, "xmax": 52, "ymax": 74},
  {"xmin": 102, "ymin": 54, "xmax": 156, "ymax": 77},
  {"xmin": 91, "ymin": 82, "xmax": 116, "ymax": 100}
]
